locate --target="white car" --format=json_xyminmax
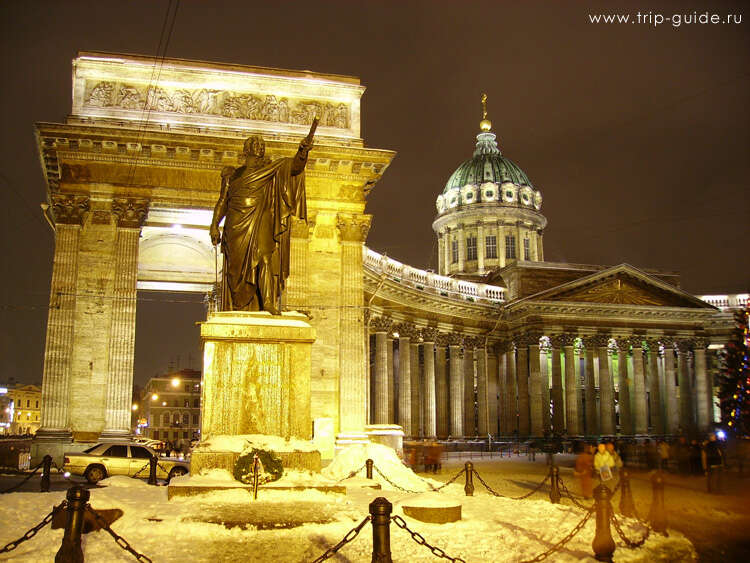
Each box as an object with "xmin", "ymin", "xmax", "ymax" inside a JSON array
[{"xmin": 63, "ymin": 442, "xmax": 189, "ymax": 484}]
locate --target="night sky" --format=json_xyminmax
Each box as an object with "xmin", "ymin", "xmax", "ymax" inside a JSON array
[{"xmin": 1, "ymin": 0, "xmax": 748, "ymax": 387}]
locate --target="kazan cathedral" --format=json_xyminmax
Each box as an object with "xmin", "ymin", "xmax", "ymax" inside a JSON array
[{"xmin": 33, "ymin": 53, "xmax": 742, "ymax": 456}]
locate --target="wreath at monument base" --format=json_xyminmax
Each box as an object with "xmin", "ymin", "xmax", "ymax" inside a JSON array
[{"xmin": 233, "ymin": 448, "xmax": 284, "ymax": 485}]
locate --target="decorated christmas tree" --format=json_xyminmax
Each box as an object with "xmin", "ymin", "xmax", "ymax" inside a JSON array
[{"xmin": 717, "ymin": 305, "xmax": 750, "ymax": 436}]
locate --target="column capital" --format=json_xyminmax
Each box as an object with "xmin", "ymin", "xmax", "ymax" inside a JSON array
[
  {"xmin": 370, "ymin": 315, "xmax": 393, "ymax": 333},
  {"xmin": 420, "ymin": 327, "xmax": 439, "ymax": 343},
  {"xmin": 512, "ymin": 333, "xmax": 530, "ymax": 348},
  {"xmin": 435, "ymin": 332, "xmax": 452, "ymax": 348},
  {"xmin": 676, "ymin": 339, "xmax": 694, "ymax": 353},
  {"xmin": 289, "ymin": 216, "xmax": 310, "ymax": 239},
  {"xmin": 626, "ymin": 335, "xmax": 646, "ymax": 349},
  {"xmin": 692, "ymin": 337, "xmax": 709, "ymax": 350},
  {"xmin": 591, "ymin": 334, "xmax": 611, "ymax": 349},
  {"xmin": 50, "ymin": 193, "xmax": 89, "ymax": 226},
  {"xmin": 555, "ymin": 333, "xmax": 578, "ymax": 348},
  {"xmin": 394, "ymin": 322, "xmax": 419, "ymax": 340},
  {"xmin": 492, "ymin": 340, "xmax": 510, "ymax": 355},
  {"xmin": 336, "ymin": 213, "xmax": 372, "ymax": 243},
  {"xmin": 112, "ymin": 197, "xmax": 149, "ymax": 228},
  {"xmin": 463, "ymin": 335, "xmax": 484, "ymax": 350},
  {"xmin": 446, "ymin": 333, "xmax": 464, "ymax": 348}
]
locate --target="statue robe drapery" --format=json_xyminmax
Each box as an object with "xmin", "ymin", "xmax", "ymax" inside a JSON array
[{"xmin": 220, "ymin": 157, "xmax": 306, "ymax": 311}]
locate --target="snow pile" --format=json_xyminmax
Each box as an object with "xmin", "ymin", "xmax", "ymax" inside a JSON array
[
  {"xmin": 396, "ymin": 492, "xmax": 461, "ymax": 508},
  {"xmin": 322, "ymin": 442, "xmax": 442, "ymax": 491},
  {"xmin": 182, "ymin": 468, "xmax": 236, "ymax": 485},
  {"xmin": 194, "ymin": 434, "xmax": 317, "ymax": 453}
]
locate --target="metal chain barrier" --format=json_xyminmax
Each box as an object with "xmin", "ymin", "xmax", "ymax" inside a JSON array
[
  {"xmin": 0, "ymin": 501, "xmax": 67, "ymax": 553},
  {"xmin": 517, "ymin": 506, "xmax": 594, "ymax": 563},
  {"xmin": 335, "ymin": 463, "xmax": 366, "ymax": 483},
  {"xmin": 391, "ymin": 515, "xmax": 467, "ymax": 562},
  {"xmin": 472, "ymin": 469, "xmax": 550, "ymax": 500},
  {"xmin": 310, "ymin": 515, "xmax": 371, "ymax": 562},
  {"xmin": 373, "ymin": 465, "xmax": 432, "ymax": 494},
  {"xmin": 131, "ymin": 461, "xmax": 151, "ymax": 479},
  {"xmin": 0, "ymin": 461, "xmax": 44, "ymax": 494},
  {"xmin": 611, "ymin": 511, "xmax": 651, "ymax": 548},
  {"xmin": 85, "ymin": 505, "xmax": 153, "ymax": 562},
  {"xmin": 557, "ymin": 477, "xmax": 595, "ymax": 511},
  {"xmin": 430, "ymin": 468, "xmax": 465, "ymax": 491}
]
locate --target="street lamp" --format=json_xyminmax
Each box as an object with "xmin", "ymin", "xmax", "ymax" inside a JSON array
[
  {"xmin": 171, "ymin": 377, "xmax": 181, "ymax": 388},
  {"xmin": 151, "ymin": 394, "xmax": 158, "ymax": 401}
]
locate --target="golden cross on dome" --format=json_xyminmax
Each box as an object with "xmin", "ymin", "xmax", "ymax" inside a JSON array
[{"xmin": 479, "ymin": 93, "xmax": 492, "ymax": 132}]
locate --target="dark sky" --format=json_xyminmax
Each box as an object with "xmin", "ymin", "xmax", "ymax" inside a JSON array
[{"xmin": 1, "ymin": 0, "xmax": 748, "ymax": 386}]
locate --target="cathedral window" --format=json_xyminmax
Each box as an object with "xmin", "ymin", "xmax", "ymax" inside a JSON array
[
  {"xmin": 505, "ymin": 235, "xmax": 516, "ymax": 259},
  {"xmin": 451, "ymin": 239, "xmax": 458, "ymax": 264},
  {"xmin": 523, "ymin": 238, "xmax": 530, "ymax": 260},
  {"xmin": 485, "ymin": 235, "xmax": 497, "ymax": 259},
  {"xmin": 466, "ymin": 236, "xmax": 477, "ymax": 261}
]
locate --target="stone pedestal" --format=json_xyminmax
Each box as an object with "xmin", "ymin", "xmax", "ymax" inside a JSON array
[
  {"xmin": 365, "ymin": 424, "xmax": 404, "ymax": 457},
  {"xmin": 200, "ymin": 311, "xmax": 315, "ymax": 440}
]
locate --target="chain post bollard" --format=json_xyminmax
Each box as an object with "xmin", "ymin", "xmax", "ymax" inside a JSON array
[
  {"xmin": 148, "ymin": 455, "xmax": 158, "ymax": 485},
  {"xmin": 55, "ymin": 486, "xmax": 90, "ymax": 563},
  {"xmin": 366, "ymin": 458, "xmax": 374, "ymax": 479},
  {"xmin": 252, "ymin": 453, "xmax": 260, "ymax": 500},
  {"xmin": 464, "ymin": 462, "xmax": 474, "ymax": 496},
  {"xmin": 549, "ymin": 465, "xmax": 561, "ymax": 504},
  {"xmin": 648, "ymin": 470, "xmax": 667, "ymax": 534},
  {"xmin": 591, "ymin": 483, "xmax": 615, "ymax": 562},
  {"xmin": 369, "ymin": 497, "xmax": 393, "ymax": 563},
  {"xmin": 41, "ymin": 455, "xmax": 52, "ymax": 493},
  {"xmin": 618, "ymin": 469, "xmax": 636, "ymax": 517}
]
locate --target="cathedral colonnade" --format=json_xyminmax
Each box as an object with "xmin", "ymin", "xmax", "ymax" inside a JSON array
[{"xmin": 366, "ymin": 317, "xmax": 715, "ymax": 439}]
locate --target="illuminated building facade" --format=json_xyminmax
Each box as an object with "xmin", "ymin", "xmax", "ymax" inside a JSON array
[{"xmin": 140, "ymin": 369, "xmax": 201, "ymax": 449}]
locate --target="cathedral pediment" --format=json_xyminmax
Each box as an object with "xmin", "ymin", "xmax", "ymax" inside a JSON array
[{"xmin": 519, "ymin": 264, "xmax": 715, "ymax": 309}]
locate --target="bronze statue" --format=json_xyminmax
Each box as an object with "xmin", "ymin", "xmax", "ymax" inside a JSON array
[{"xmin": 209, "ymin": 120, "xmax": 316, "ymax": 313}]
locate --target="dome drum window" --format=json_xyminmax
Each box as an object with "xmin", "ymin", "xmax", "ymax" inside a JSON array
[
  {"xmin": 502, "ymin": 183, "xmax": 516, "ymax": 203},
  {"xmin": 436, "ymin": 194, "xmax": 445, "ymax": 213},
  {"xmin": 520, "ymin": 187, "xmax": 532, "ymax": 206},
  {"xmin": 461, "ymin": 184, "xmax": 478, "ymax": 205},
  {"xmin": 480, "ymin": 181, "xmax": 497, "ymax": 202}
]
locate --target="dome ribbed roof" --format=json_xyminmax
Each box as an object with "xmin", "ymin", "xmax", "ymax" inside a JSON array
[{"xmin": 443, "ymin": 132, "xmax": 533, "ymax": 194}]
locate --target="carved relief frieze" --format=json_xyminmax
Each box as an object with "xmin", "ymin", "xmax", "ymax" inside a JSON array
[
  {"xmin": 84, "ymin": 80, "xmax": 350, "ymax": 130},
  {"xmin": 50, "ymin": 194, "xmax": 90, "ymax": 226},
  {"xmin": 112, "ymin": 198, "xmax": 149, "ymax": 229}
]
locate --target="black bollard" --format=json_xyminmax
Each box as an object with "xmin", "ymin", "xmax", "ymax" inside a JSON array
[
  {"xmin": 549, "ymin": 465, "xmax": 561, "ymax": 504},
  {"xmin": 369, "ymin": 497, "xmax": 392, "ymax": 563},
  {"xmin": 591, "ymin": 483, "xmax": 615, "ymax": 562},
  {"xmin": 366, "ymin": 458, "xmax": 374, "ymax": 480},
  {"xmin": 618, "ymin": 469, "xmax": 636, "ymax": 517},
  {"xmin": 464, "ymin": 461, "xmax": 474, "ymax": 496},
  {"xmin": 148, "ymin": 455, "xmax": 158, "ymax": 486},
  {"xmin": 55, "ymin": 486, "xmax": 90, "ymax": 563},
  {"xmin": 41, "ymin": 455, "xmax": 52, "ymax": 493},
  {"xmin": 648, "ymin": 470, "xmax": 667, "ymax": 535}
]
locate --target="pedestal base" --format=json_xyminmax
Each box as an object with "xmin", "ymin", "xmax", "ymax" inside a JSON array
[
  {"xmin": 200, "ymin": 311, "xmax": 315, "ymax": 440},
  {"xmin": 365, "ymin": 424, "xmax": 404, "ymax": 457}
]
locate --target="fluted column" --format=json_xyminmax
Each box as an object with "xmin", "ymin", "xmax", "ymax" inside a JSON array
[
  {"xmin": 103, "ymin": 198, "xmax": 148, "ymax": 437},
  {"xmin": 448, "ymin": 335, "xmax": 464, "ymax": 437},
  {"xmin": 677, "ymin": 340, "xmax": 694, "ymax": 432},
  {"xmin": 435, "ymin": 335, "xmax": 450, "ymax": 438},
  {"xmin": 515, "ymin": 335, "xmax": 530, "ymax": 436},
  {"xmin": 39, "ymin": 195, "xmax": 89, "ymax": 437},
  {"xmin": 582, "ymin": 337, "xmax": 598, "ymax": 435},
  {"xmin": 616, "ymin": 342, "xmax": 633, "ymax": 434},
  {"xmin": 540, "ymin": 342, "xmax": 551, "ymax": 434},
  {"xmin": 371, "ymin": 317, "xmax": 392, "ymax": 424},
  {"xmin": 422, "ymin": 329, "xmax": 437, "ymax": 438},
  {"xmin": 549, "ymin": 336, "xmax": 565, "ymax": 433},
  {"xmin": 646, "ymin": 339, "xmax": 664, "ymax": 434},
  {"xmin": 336, "ymin": 215, "xmax": 372, "ymax": 434},
  {"xmin": 663, "ymin": 341, "xmax": 678, "ymax": 433},
  {"xmin": 693, "ymin": 338, "xmax": 711, "ymax": 433},
  {"xmin": 562, "ymin": 334, "xmax": 578, "ymax": 435},
  {"xmin": 463, "ymin": 338, "xmax": 476, "ymax": 437},
  {"xmin": 495, "ymin": 342, "xmax": 508, "ymax": 435},
  {"xmin": 528, "ymin": 335, "xmax": 543, "ymax": 437},
  {"xmin": 486, "ymin": 344, "xmax": 499, "ymax": 435},
  {"xmin": 396, "ymin": 325, "xmax": 414, "ymax": 436},
  {"xmin": 504, "ymin": 343, "xmax": 517, "ymax": 435},
  {"xmin": 476, "ymin": 346, "xmax": 489, "ymax": 435},
  {"xmin": 286, "ymin": 215, "xmax": 313, "ymax": 309},
  {"xmin": 630, "ymin": 337, "xmax": 648, "ymax": 434},
  {"xmin": 595, "ymin": 336, "xmax": 614, "ymax": 436},
  {"xmin": 387, "ymin": 336, "xmax": 395, "ymax": 423},
  {"xmin": 410, "ymin": 340, "xmax": 421, "ymax": 436}
]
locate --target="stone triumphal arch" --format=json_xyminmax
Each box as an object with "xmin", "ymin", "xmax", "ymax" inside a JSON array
[{"xmin": 33, "ymin": 52, "xmax": 394, "ymax": 460}]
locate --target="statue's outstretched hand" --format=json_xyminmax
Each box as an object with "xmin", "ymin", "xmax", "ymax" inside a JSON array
[
  {"xmin": 210, "ymin": 225, "xmax": 220, "ymax": 246},
  {"xmin": 299, "ymin": 138, "xmax": 314, "ymax": 154}
]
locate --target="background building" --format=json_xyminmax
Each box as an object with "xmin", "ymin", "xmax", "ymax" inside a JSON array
[
  {"xmin": 1, "ymin": 384, "xmax": 42, "ymax": 435},
  {"xmin": 140, "ymin": 369, "xmax": 201, "ymax": 450}
]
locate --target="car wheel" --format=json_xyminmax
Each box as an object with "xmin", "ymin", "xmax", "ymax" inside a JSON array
[
  {"xmin": 168, "ymin": 467, "xmax": 188, "ymax": 482},
  {"xmin": 84, "ymin": 465, "xmax": 106, "ymax": 484}
]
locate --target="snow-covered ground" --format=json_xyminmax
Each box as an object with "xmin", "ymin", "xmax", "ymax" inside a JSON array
[{"xmin": 0, "ymin": 445, "xmax": 696, "ymax": 562}]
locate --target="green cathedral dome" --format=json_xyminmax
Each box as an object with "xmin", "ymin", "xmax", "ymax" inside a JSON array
[{"xmin": 443, "ymin": 132, "xmax": 533, "ymax": 194}]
